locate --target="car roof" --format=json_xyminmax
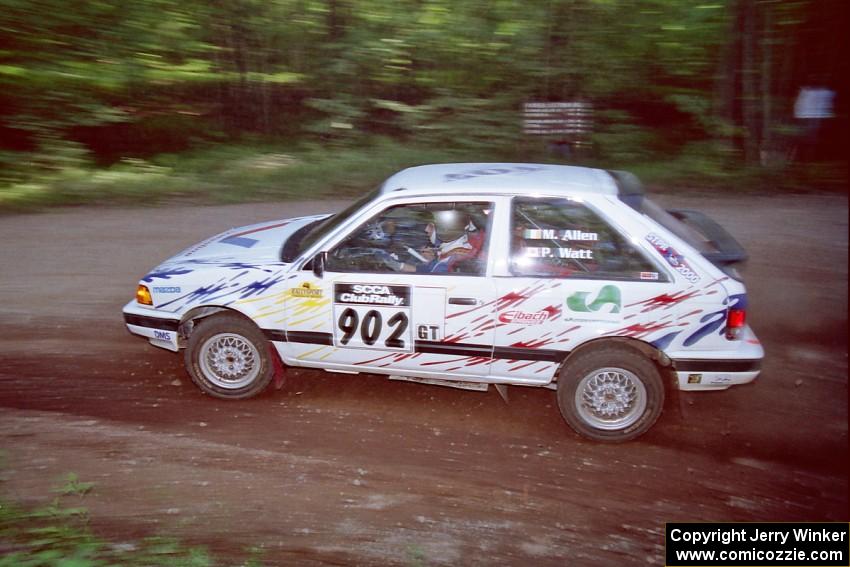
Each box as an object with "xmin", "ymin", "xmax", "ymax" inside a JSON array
[{"xmin": 379, "ymin": 163, "xmax": 620, "ymax": 198}]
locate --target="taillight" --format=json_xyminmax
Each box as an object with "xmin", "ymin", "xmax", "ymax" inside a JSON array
[{"xmin": 725, "ymin": 308, "xmax": 746, "ymax": 340}]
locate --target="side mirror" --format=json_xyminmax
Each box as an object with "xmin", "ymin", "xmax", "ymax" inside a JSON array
[{"xmin": 313, "ymin": 251, "xmax": 326, "ymax": 278}]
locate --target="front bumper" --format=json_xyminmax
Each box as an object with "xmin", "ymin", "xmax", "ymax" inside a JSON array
[{"xmin": 123, "ymin": 300, "xmax": 181, "ymax": 352}]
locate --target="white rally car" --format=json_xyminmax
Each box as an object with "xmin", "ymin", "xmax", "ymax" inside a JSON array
[{"xmin": 123, "ymin": 163, "xmax": 763, "ymax": 441}]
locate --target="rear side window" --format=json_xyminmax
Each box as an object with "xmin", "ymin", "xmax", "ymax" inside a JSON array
[{"xmin": 511, "ymin": 197, "xmax": 666, "ymax": 281}]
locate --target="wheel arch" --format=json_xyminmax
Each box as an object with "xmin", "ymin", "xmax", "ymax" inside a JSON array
[
  {"xmin": 178, "ymin": 305, "xmax": 258, "ymax": 343},
  {"xmin": 556, "ymin": 336, "xmax": 676, "ymax": 388}
]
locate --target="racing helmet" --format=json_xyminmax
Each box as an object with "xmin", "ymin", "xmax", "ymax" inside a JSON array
[
  {"xmin": 433, "ymin": 210, "xmax": 472, "ymax": 242},
  {"xmin": 358, "ymin": 221, "xmax": 392, "ymax": 247}
]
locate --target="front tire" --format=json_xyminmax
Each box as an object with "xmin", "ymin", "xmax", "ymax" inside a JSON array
[
  {"xmin": 184, "ymin": 313, "xmax": 274, "ymax": 399},
  {"xmin": 557, "ymin": 346, "xmax": 664, "ymax": 442}
]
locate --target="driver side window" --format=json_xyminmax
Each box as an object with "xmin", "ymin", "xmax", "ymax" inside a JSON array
[{"xmin": 326, "ymin": 201, "xmax": 492, "ymax": 276}]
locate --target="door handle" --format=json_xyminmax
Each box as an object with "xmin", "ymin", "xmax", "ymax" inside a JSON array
[{"xmin": 449, "ymin": 297, "xmax": 478, "ymax": 305}]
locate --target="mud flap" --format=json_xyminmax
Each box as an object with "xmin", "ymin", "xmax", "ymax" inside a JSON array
[
  {"xmin": 494, "ymin": 384, "xmax": 509, "ymax": 404},
  {"xmin": 270, "ymin": 344, "xmax": 286, "ymax": 390}
]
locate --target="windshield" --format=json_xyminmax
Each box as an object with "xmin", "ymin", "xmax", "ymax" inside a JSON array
[{"xmin": 282, "ymin": 188, "xmax": 380, "ymax": 262}]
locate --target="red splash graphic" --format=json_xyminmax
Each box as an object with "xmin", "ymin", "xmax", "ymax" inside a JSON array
[
  {"xmin": 703, "ymin": 277, "xmax": 729, "ymax": 289},
  {"xmin": 629, "ymin": 290, "xmax": 701, "ymax": 312},
  {"xmin": 473, "ymin": 320, "xmax": 498, "ymax": 332},
  {"xmin": 510, "ymin": 338, "xmax": 553, "ymax": 349},
  {"xmin": 542, "ymin": 305, "xmax": 561, "ymax": 319},
  {"xmin": 495, "ymin": 290, "xmax": 530, "ymax": 310},
  {"xmin": 354, "ymin": 353, "xmax": 395, "ymax": 366},
  {"xmin": 226, "ymin": 220, "xmax": 291, "ymax": 238},
  {"xmin": 556, "ymin": 325, "xmax": 581, "ymax": 337},
  {"xmin": 464, "ymin": 357, "xmax": 495, "ymax": 367},
  {"xmin": 677, "ymin": 309, "xmax": 703, "ymax": 320},
  {"xmin": 441, "ymin": 332, "xmax": 468, "ymax": 344},
  {"xmin": 446, "ymin": 281, "xmax": 558, "ymax": 320},
  {"xmin": 607, "ymin": 321, "xmax": 675, "ymax": 339},
  {"xmin": 420, "ymin": 357, "xmax": 470, "ymax": 367}
]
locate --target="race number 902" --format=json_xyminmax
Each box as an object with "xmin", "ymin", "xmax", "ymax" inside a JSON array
[{"xmin": 333, "ymin": 305, "xmax": 411, "ymax": 351}]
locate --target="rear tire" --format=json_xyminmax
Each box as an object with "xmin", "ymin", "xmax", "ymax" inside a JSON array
[
  {"xmin": 184, "ymin": 313, "xmax": 274, "ymax": 399},
  {"xmin": 557, "ymin": 346, "xmax": 664, "ymax": 442}
]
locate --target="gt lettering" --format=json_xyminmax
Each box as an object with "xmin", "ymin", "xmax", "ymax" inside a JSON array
[{"xmin": 417, "ymin": 325, "xmax": 441, "ymax": 340}]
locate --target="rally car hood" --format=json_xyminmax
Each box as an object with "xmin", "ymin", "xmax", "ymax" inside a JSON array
[{"xmin": 166, "ymin": 214, "xmax": 328, "ymax": 264}]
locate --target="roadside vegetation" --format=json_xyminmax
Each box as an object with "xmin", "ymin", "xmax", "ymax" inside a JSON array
[
  {"xmin": 0, "ymin": 0, "xmax": 845, "ymax": 212},
  {"xmin": 1, "ymin": 138, "xmax": 844, "ymax": 213},
  {"xmin": 0, "ymin": 472, "xmax": 257, "ymax": 566}
]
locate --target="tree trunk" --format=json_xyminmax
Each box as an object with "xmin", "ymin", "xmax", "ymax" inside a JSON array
[
  {"xmin": 760, "ymin": 3, "xmax": 772, "ymax": 165},
  {"xmin": 741, "ymin": 0, "xmax": 760, "ymax": 165}
]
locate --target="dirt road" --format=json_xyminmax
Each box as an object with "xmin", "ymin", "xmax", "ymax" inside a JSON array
[{"xmin": 1, "ymin": 192, "xmax": 847, "ymax": 565}]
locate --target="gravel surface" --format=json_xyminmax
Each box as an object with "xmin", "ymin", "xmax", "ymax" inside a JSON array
[{"xmin": 1, "ymin": 193, "xmax": 846, "ymax": 565}]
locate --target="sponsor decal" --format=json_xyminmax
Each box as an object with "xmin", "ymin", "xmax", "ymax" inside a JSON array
[
  {"xmin": 564, "ymin": 285, "xmax": 622, "ymax": 323},
  {"xmin": 334, "ymin": 283, "xmax": 410, "ymax": 307},
  {"xmin": 142, "ymin": 267, "xmax": 193, "ymax": 282},
  {"xmin": 219, "ymin": 221, "xmax": 293, "ymax": 249},
  {"xmin": 687, "ymin": 373, "xmax": 702, "ymax": 384},
  {"xmin": 567, "ymin": 285, "xmax": 622, "ymax": 314},
  {"xmin": 639, "ymin": 272, "xmax": 659, "ymax": 281},
  {"xmin": 152, "ymin": 286, "xmax": 181, "ymax": 294},
  {"xmin": 708, "ymin": 374, "xmax": 733, "ymax": 385},
  {"xmin": 332, "ymin": 283, "xmax": 413, "ymax": 351},
  {"xmin": 523, "ymin": 229, "xmax": 598, "ymax": 242},
  {"xmin": 181, "ymin": 235, "xmax": 219, "ymax": 257},
  {"xmin": 525, "ymin": 246, "xmax": 593, "ymax": 260},
  {"xmin": 498, "ymin": 310, "xmax": 551, "ymax": 325},
  {"xmin": 444, "ymin": 165, "xmax": 544, "ymax": 182},
  {"xmin": 288, "ymin": 282, "xmax": 323, "ymax": 298},
  {"xmin": 153, "ymin": 330, "xmax": 172, "ymax": 341},
  {"xmin": 645, "ymin": 233, "xmax": 700, "ymax": 283}
]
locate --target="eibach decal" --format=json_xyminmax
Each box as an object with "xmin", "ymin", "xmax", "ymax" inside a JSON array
[
  {"xmin": 645, "ymin": 233, "xmax": 700, "ymax": 283},
  {"xmin": 498, "ymin": 309, "xmax": 557, "ymax": 325}
]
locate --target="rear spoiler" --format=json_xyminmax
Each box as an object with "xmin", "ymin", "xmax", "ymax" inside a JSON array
[
  {"xmin": 607, "ymin": 169, "xmax": 749, "ymax": 272},
  {"xmin": 665, "ymin": 209, "xmax": 748, "ymax": 266}
]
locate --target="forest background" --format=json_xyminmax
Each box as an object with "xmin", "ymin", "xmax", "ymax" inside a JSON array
[{"xmin": 0, "ymin": 0, "xmax": 846, "ymax": 210}]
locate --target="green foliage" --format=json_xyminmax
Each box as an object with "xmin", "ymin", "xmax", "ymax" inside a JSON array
[
  {"xmin": 590, "ymin": 110, "xmax": 659, "ymax": 164},
  {"xmin": 54, "ymin": 474, "xmax": 95, "ymax": 498},
  {"xmin": 0, "ymin": 0, "xmax": 843, "ymax": 207},
  {"xmin": 0, "ymin": 140, "xmax": 471, "ymax": 211},
  {"xmin": 0, "ymin": 478, "xmax": 257, "ymax": 566}
]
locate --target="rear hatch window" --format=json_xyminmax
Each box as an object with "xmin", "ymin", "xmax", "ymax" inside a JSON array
[{"xmin": 607, "ymin": 170, "xmax": 748, "ymax": 280}]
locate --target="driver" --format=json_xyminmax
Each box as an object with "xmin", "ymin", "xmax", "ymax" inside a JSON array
[
  {"xmin": 378, "ymin": 216, "xmax": 484, "ymax": 273},
  {"xmin": 374, "ymin": 221, "xmax": 442, "ymax": 272}
]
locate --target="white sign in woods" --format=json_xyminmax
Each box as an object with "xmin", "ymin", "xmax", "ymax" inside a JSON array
[{"xmin": 522, "ymin": 101, "xmax": 593, "ymax": 138}]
